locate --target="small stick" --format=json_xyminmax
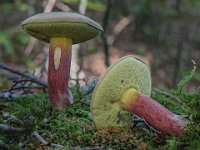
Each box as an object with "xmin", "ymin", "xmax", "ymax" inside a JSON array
[
  {"xmin": 153, "ymin": 88, "xmax": 183, "ymax": 104},
  {"xmin": 33, "ymin": 131, "xmax": 103, "ymax": 149},
  {"xmin": 0, "ymin": 63, "xmax": 85, "ymax": 88},
  {"xmin": 2, "ymin": 113, "xmax": 24, "ymax": 125},
  {"xmin": 5, "ymin": 86, "xmax": 45, "ymax": 92},
  {"xmin": 32, "ymin": 131, "xmax": 48, "ymax": 145},
  {"xmin": 33, "ymin": 131, "xmax": 65, "ymax": 148},
  {"xmin": 142, "ymin": 117, "xmax": 163, "ymax": 135}
]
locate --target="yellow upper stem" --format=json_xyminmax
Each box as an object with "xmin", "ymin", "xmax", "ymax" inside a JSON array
[
  {"xmin": 50, "ymin": 37, "xmax": 72, "ymax": 70},
  {"xmin": 120, "ymin": 88, "xmax": 140, "ymax": 111}
]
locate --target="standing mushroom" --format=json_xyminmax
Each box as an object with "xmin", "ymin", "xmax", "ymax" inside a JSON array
[
  {"xmin": 21, "ymin": 12, "xmax": 103, "ymax": 109},
  {"xmin": 91, "ymin": 56, "xmax": 187, "ymax": 136}
]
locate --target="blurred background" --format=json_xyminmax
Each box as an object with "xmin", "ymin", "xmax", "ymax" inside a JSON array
[{"xmin": 0, "ymin": 0, "xmax": 199, "ymax": 91}]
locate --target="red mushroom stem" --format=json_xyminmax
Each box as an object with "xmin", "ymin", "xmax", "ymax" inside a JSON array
[
  {"xmin": 120, "ymin": 88, "xmax": 187, "ymax": 136},
  {"xmin": 48, "ymin": 37, "xmax": 73, "ymax": 109}
]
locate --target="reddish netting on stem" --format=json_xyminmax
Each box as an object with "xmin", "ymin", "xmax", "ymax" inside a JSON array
[
  {"xmin": 48, "ymin": 38, "xmax": 72, "ymax": 109},
  {"xmin": 128, "ymin": 93, "xmax": 186, "ymax": 136}
]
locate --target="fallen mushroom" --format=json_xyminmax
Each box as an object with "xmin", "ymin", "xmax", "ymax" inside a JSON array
[
  {"xmin": 21, "ymin": 12, "xmax": 103, "ymax": 109},
  {"xmin": 91, "ymin": 56, "xmax": 187, "ymax": 136}
]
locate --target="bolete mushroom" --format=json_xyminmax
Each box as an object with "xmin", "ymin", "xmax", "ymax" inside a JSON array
[
  {"xmin": 21, "ymin": 12, "xmax": 103, "ymax": 109},
  {"xmin": 91, "ymin": 56, "xmax": 186, "ymax": 136}
]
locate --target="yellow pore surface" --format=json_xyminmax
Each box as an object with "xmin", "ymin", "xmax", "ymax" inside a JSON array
[{"xmin": 91, "ymin": 55, "xmax": 151, "ymax": 129}]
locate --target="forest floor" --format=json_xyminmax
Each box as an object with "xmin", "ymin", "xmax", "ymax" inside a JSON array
[{"xmin": 0, "ymin": 68, "xmax": 200, "ymax": 149}]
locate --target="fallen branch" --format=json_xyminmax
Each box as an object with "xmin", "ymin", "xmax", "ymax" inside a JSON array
[
  {"xmin": 0, "ymin": 63, "xmax": 47, "ymax": 87},
  {"xmin": 11, "ymin": 79, "xmax": 46, "ymax": 91},
  {"xmin": 2, "ymin": 113, "xmax": 24, "ymax": 125},
  {"xmin": 33, "ymin": 131, "xmax": 65, "ymax": 148},
  {"xmin": 0, "ymin": 124, "xmax": 25, "ymax": 135},
  {"xmin": 0, "ymin": 87, "xmax": 44, "ymax": 102},
  {"xmin": 0, "ymin": 63, "xmax": 86, "ymax": 88},
  {"xmin": 153, "ymin": 88, "xmax": 183, "ymax": 104},
  {"xmin": 132, "ymin": 115, "xmax": 163, "ymax": 135},
  {"xmin": 2, "ymin": 86, "xmax": 45, "ymax": 92},
  {"xmin": 0, "ymin": 63, "xmax": 99, "ymax": 101},
  {"xmin": 0, "ymin": 71, "xmax": 19, "ymax": 80},
  {"xmin": 33, "ymin": 131, "xmax": 103, "ymax": 149},
  {"xmin": 142, "ymin": 117, "xmax": 163, "ymax": 135}
]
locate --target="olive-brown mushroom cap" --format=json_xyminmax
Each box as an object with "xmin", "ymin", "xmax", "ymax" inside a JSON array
[
  {"xmin": 21, "ymin": 12, "xmax": 103, "ymax": 44},
  {"xmin": 91, "ymin": 56, "xmax": 152, "ymax": 129}
]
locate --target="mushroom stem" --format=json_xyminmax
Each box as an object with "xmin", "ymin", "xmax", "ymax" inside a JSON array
[
  {"xmin": 120, "ymin": 88, "xmax": 186, "ymax": 136},
  {"xmin": 48, "ymin": 37, "xmax": 73, "ymax": 109}
]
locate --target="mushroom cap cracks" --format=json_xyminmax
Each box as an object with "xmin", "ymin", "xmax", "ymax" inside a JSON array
[
  {"xmin": 91, "ymin": 56, "xmax": 152, "ymax": 129},
  {"xmin": 21, "ymin": 12, "xmax": 103, "ymax": 44}
]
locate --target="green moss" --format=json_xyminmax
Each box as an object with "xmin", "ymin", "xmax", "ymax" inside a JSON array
[
  {"xmin": 92, "ymin": 127, "xmax": 150, "ymax": 150},
  {"xmin": 0, "ymin": 63, "xmax": 199, "ymax": 149},
  {"xmin": 151, "ymin": 62, "xmax": 200, "ymax": 150},
  {"xmin": 177, "ymin": 60, "xmax": 197, "ymax": 95},
  {"xmin": 152, "ymin": 88, "xmax": 200, "ymax": 150},
  {"xmin": 0, "ymin": 86, "xmax": 95, "ymax": 148}
]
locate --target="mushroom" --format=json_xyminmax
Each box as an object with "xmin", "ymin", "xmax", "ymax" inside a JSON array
[
  {"xmin": 91, "ymin": 56, "xmax": 186, "ymax": 136},
  {"xmin": 21, "ymin": 12, "xmax": 103, "ymax": 109}
]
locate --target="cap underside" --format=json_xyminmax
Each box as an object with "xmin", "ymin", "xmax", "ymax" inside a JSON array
[{"xmin": 91, "ymin": 56, "xmax": 152, "ymax": 129}]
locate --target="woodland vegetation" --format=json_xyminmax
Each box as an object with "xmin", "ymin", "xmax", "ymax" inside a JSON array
[{"xmin": 0, "ymin": 0, "xmax": 200, "ymax": 149}]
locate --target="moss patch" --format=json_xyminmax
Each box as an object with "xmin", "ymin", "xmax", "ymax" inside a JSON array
[{"xmin": 0, "ymin": 67, "xmax": 200, "ymax": 149}]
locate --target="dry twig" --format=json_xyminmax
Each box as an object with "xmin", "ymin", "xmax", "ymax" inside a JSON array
[
  {"xmin": 0, "ymin": 63, "xmax": 47, "ymax": 87},
  {"xmin": 2, "ymin": 113, "xmax": 24, "ymax": 125},
  {"xmin": 33, "ymin": 131, "xmax": 65, "ymax": 148},
  {"xmin": 153, "ymin": 88, "xmax": 183, "ymax": 104},
  {"xmin": 142, "ymin": 117, "xmax": 163, "ymax": 135},
  {"xmin": 33, "ymin": 131, "xmax": 103, "ymax": 149},
  {"xmin": 0, "ymin": 63, "xmax": 98, "ymax": 103}
]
